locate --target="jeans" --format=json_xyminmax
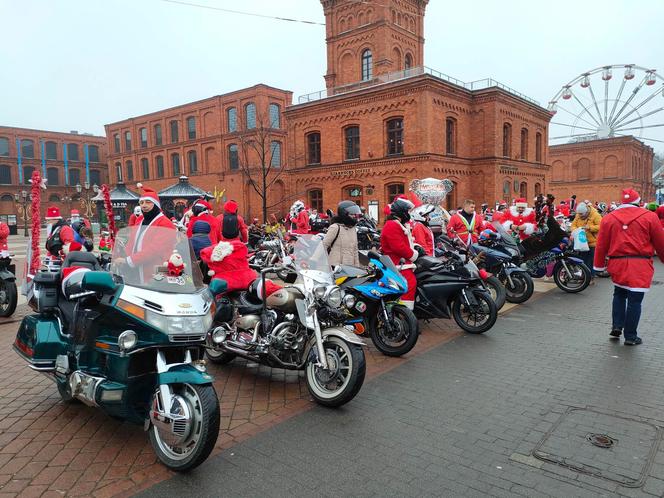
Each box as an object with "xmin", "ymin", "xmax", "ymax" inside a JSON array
[
  {"xmin": 579, "ymin": 247, "xmax": 595, "ymax": 276},
  {"xmin": 612, "ymin": 286, "xmax": 645, "ymax": 341}
]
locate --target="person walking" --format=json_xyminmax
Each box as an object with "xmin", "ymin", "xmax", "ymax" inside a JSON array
[
  {"xmin": 571, "ymin": 202, "xmax": 601, "ymax": 281},
  {"xmin": 593, "ymin": 189, "xmax": 664, "ymax": 345},
  {"xmin": 217, "ymin": 200, "xmax": 248, "ymax": 243},
  {"xmin": 323, "ymin": 201, "xmax": 362, "ymax": 267}
]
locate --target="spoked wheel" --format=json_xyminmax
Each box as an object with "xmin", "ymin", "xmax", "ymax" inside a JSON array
[
  {"xmin": 0, "ymin": 280, "xmax": 17, "ymax": 317},
  {"xmin": 483, "ymin": 276, "xmax": 506, "ymax": 311},
  {"xmin": 452, "ymin": 291, "xmax": 497, "ymax": 334},
  {"xmin": 503, "ymin": 272, "xmax": 534, "ymax": 304},
  {"xmin": 369, "ymin": 304, "xmax": 419, "ymax": 357},
  {"xmin": 149, "ymin": 383, "xmax": 220, "ymax": 472},
  {"xmin": 205, "ymin": 347, "xmax": 236, "ymax": 365},
  {"xmin": 306, "ymin": 336, "xmax": 366, "ymax": 407},
  {"xmin": 553, "ymin": 260, "xmax": 591, "ymax": 293}
]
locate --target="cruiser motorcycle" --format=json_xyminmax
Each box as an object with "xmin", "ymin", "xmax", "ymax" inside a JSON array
[
  {"xmin": 14, "ymin": 227, "xmax": 220, "ymax": 471},
  {"xmin": 207, "ymin": 235, "xmax": 366, "ymax": 407},
  {"xmin": 0, "ymin": 253, "xmax": 17, "ymax": 317}
]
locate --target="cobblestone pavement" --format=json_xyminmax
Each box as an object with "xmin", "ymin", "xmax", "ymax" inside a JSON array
[{"xmin": 139, "ymin": 263, "xmax": 664, "ymax": 498}]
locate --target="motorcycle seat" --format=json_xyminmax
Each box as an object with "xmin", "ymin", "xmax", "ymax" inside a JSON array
[
  {"xmin": 62, "ymin": 252, "xmax": 102, "ymax": 272},
  {"xmin": 415, "ymin": 256, "xmax": 446, "ymax": 272}
]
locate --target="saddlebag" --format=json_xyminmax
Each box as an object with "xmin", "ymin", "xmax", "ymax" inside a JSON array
[
  {"xmin": 33, "ymin": 270, "xmax": 60, "ymax": 313},
  {"xmin": 14, "ymin": 315, "xmax": 66, "ymax": 368}
]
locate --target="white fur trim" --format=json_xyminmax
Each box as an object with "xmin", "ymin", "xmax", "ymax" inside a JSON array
[
  {"xmin": 523, "ymin": 223, "xmax": 535, "ymax": 235},
  {"xmin": 208, "ymin": 270, "xmax": 215, "ymax": 277},
  {"xmin": 136, "ymin": 183, "xmax": 143, "ymax": 188},
  {"xmin": 62, "ymin": 243, "xmax": 71, "ymax": 255},
  {"xmin": 211, "ymin": 241, "xmax": 234, "ymax": 262},
  {"xmin": 509, "ymin": 206, "xmax": 533, "ymax": 217},
  {"xmin": 410, "ymin": 250, "xmax": 418, "ymax": 262}
]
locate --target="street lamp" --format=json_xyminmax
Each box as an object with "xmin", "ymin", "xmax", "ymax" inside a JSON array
[
  {"xmin": 76, "ymin": 182, "xmax": 99, "ymax": 222},
  {"xmin": 14, "ymin": 190, "xmax": 31, "ymax": 237}
]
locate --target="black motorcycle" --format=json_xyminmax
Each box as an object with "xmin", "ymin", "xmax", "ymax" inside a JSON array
[
  {"xmin": 0, "ymin": 254, "xmax": 17, "ymax": 317},
  {"xmin": 356, "ymin": 219, "xmax": 380, "ymax": 251}
]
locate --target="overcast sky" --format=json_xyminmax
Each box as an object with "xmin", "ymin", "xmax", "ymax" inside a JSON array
[{"xmin": 1, "ymin": 0, "xmax": 663, "ymax": 151}]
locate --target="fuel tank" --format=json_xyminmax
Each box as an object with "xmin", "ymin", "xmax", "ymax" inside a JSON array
[{"xmin": 266, "ymin": 287, "xmax": 304, "ymax": 313}]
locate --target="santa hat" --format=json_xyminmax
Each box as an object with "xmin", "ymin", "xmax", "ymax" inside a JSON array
[
  {"xmin": 224, "ymin": 200, "xmax": 238, "ymax": 214},
  {"xmin": 621, "ymin": 188, "xmax": 640, "ymax": 205},
  {"xmin": 61, "ymin": 266, "xmax": 91, "ymax": 296},
  {"xmin": 45, "ymin": 206, "xmax": 62, "ymax": 220},
  {"xmin": 70, "ymin": 209, "xmax": 80, "ymax": 217},
  {"xmin": 515, "ymin": 198, "xmax": 528, "ymax": 208},
  {"xmin": 136, "ymin": 183, "xmax": 160, "ymax": 208},
  {"xmin": 194, "ymin": 199, "xmax": 213, "ymax": 211},
  {"xmin": 256, "ymin": 279, "xmax": 283, "ymax": 300}
]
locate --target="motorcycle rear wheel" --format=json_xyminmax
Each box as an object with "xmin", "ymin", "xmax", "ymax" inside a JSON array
[
  {"xmin": 0, "ymin": 280, "xmax": 17, "ymax": 317},
  {"xmin": 306, "ymin": 336, "xmax": 366, "ymax": 407},
  {"xmin": 503, "ymin": 272, "xmax": 534, "ymax": 304},
  {"xmin": 452, "ymin": 291, "xmax": 497, "ymax": 334},
  {"xmin": 369, "ymin": 304, "xmax": 419, "ymax": 357},
  {"xmin": 483, "ymin": 276, "xmax": 506, "ymax": 311},
  {"xmin": 149, "ymin": 383, "xmax": 220, "ymax": 472},
  {"xmin": 553, "ymin": 261, "xmax": 591, "ymax": 293}
]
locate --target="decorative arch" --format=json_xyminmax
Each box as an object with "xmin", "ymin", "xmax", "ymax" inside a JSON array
[
  {"xmin": 604, "ymin": 155, "xmax": 618, "ymax": 178},
  {"xmin": 358, "ymin": 11, "xmax": 365, "ymax": 26},
  {"xmin": 204, "ymin": 146, "xmax": 219, "ymax": 171},
  {"xmin": 366, "ymin": 8, "xmax": 373, "ymax": 22},
  {"xmin": 339, "ymin": 17, "xmax": 346, "ymax": 32},
  {"xmin": 577, "ymin": 157, "xmax": 591, "ymax": 180},
  {"xmin": 392, "ymin": 46, "xmax": 402, "ymax": 70},
  {"xmin": 203, "ymin": 111, "xmax": 217, "ymax": 137},
  {"xmin": 339, "ymin": 50, "xmax": 356, "ymax": 83}
]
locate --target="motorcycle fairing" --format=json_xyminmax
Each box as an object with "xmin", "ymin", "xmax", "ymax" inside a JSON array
[{"xmin": 158, "ymin": 363, "xmax": 213, "ymax": 385}]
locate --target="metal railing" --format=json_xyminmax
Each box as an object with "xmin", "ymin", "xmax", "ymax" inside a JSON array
[{"xmin": 298, "ymin": 66, "xmax": 540, "ymax": 106}]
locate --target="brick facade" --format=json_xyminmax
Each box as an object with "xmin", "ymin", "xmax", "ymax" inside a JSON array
[
  {"xmin": 549, "ymin": 137, "xmax": 655, "ymax": 204},
  {"xmin": 0, "ymin": 126, "xmax": 108, "ymax": 228}
]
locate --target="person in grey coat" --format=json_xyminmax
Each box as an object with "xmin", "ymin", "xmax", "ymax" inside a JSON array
[{"xmin": 323, "ymin": 201, "xmax": 362, "ymax": 268}]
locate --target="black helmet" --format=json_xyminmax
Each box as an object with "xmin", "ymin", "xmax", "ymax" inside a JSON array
[
  {"xmin": 337, "ymin": 200, "xmax": 362, "ymax": 226},
  {"xmin": 390, "ymin": 198, "xmax": 414, "ymax": 223}
]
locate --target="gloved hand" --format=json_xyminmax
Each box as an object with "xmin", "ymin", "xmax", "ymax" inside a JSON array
[{"xmin": 415, "ymin": 245, "xmax": 426, "ymax": 257}]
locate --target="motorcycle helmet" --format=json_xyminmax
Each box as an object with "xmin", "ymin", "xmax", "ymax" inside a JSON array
[
  {"xmin": 290, "ymin": 200, "xmax": 305, "ymax": 214},
  {"xmin": 337, "ymin": 200, "xmax": 362, "ymax": 226},
  {"xmin": 478, "ymin": 229, "xmax": 498, "ymax": 246},
  {"xmin": 390, "ymin": 198, "xmax": 415, "ymax": 223},
  {"xmin": 410, "ymin": 205, "xmax": 435, "ymax": 224}
]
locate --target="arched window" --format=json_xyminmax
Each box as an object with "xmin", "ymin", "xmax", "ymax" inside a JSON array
[
  {"xmin": 519, "ymin": 182, "xmax": 527, "ymax": 199},
  {"xmin": 534, "ymin": 183, "xmax": 542, "ymax": 196},
  {"xmin": 113, "ymin": 134, "xmax": 120, "ymax": 153},
  {"xmin": 245, "ymin": 103, "xmax": 256, "ymax": 129},
  {"xmin": 154, "ymin": 124, "xmax": 163, "ymax": 146},
  {"xmin": 269, "ymin": 104, "xmax": 281, "ymax": 128},
  {"xmin": 361, "ymin": 49, "xmax": 373, "ymax": 81},
  {"xmin": 502, "ymin": 123, "xmax": 512, "ymax": 157},
  {"xmin": 124, "ymin": 132, "xmax": 132, "ymax": 151},
  {"xmin": 187, "ymin": 150, "xmax": 198, "ymax": 174},
  {"xmin": 140, "ymin": 127, "xmax": 148, "ymax": 148},
  {"xmin": 48, "ymin": 194, "xmax": 61, "ymax": 203},
  {"xmin": 23, "ymin": 166, "xmax": 34, "ymax": 184},
  {"xmin": 115, "ymin": 162, "xmax": 123, "ymax": 182},
  {"xmin": 445, "ymin": 118, "xmax": 456, "ymax": 155},
  {"xmin": 186, "ymin": 117, "xmax": 196, "ymax": 140},
  {"xmin": 577, "ymin": 158, "xmax": 590, "ymax": 180},
  {"xmin": 125, "ymin": 161, "xmax": 133, "ymax": 181},
  {"xmin": 307, "ymin": 132, "xmax": 321, "ymax": 165},
  {"xmin": 405, "ymin": 53, "xmax": 413, "ymax": 70},
  {"xmin": 502, "ymin": 180, "xmax": 511, "ymax": 201},
  {"xmin": 88, "ymin": 145, "xmax": 99, "ymax": 162},
  {"xmin": 89, "ymin": 170, "xmax": 101, "ymax": 186},
  {"xmin": 386, "ymin": 118, "xmax": 404, "ymax": 155},
  {"xmin": 170, "ymin": 121, "xmax": 179, "ymax": 143},
  {"xmin": 156, "ymin": 156, "xmax": 164, "ymax": 178},
  {"xmin": 386, "ymin": 183, "xmax": 405, "ymax": 203},
  {"xmin": 228, "ymin": 144, "xmax": 239, "ymax": 170},
  {"xmin": 520, "ymin": 128, "xmax": 528, "ymax": 160},
  {"xmin": 68, "ymin": 168, "xmax": 80, "ymax": 186},
  {"xmin": 0, "ymin": 137, "xmax": 9, "ymax": 156},
  {"xmin": 45, "ymin": 141, "xmax": 57, "ymax": 160},
  {"xmin": 141, "ymin": 158, "xmax": 149, "ymax": 179},
  {"xmin": 227, "ymin": 108, "xmax": 237, "ymax": 132},
  {"xmin": 67, "ymin": 143, "xmax": 79, "ymax": 161},
  {"xmin": 535, "ymin": 132, "xmax": 542, "ymax": 163},
  {"xmin": 270, "ymin": 142, "xmax": 281, "ymax": 168},
  {"xmin": 345, "ymin": 126, "xmax": 360, "ymax": 161},
  {"xmin": 21, "ymin": 139, "xmax": 34, "ymax": 158},
  {"xmin": 308, "ymin": 189, "xmax": 323, "ymax": 213},
  {"xmin": 171, "ymin": 153, "xmax": 180, "ymax": 176},
  {"xmin": 47, "ymin": 167, "xmax": 59, "ymax": 186},
  {"xmin": 0, "ymin": 165, "xmax": 11, "ymax": 184}
]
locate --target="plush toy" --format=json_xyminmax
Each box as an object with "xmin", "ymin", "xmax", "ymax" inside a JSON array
[
  {"xmin": 99, "ymin": 232, "xmax": 112, "ymax": 252},
  {"xmin": 165, "ymin": 250, "xmax": 185, "ymax": 277},
  {"xmin": 200, "ymin": 239, "xmax": 257, "ymax": 292}
]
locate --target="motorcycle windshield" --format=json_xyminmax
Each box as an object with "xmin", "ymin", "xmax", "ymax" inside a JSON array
[
  {"xmin": 111, "ymin": 226, "xmax": 205, "ymax": 294},
  {"xmin": 292, "ymin": 234, "xmax": 332, "ymax": 284}
]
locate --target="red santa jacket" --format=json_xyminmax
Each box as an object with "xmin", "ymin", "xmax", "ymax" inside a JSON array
[
  {"xmin": 128, "ymin": 213, "xmax": 140, "ymax": 227},
  {"xmin": 411, "ymin": 221, "xmax": 434, "ymax": 256},
  {"xmin": 0, "ymin": 222, "xmax": 9, "ymax": 252},
  {"xmin": 200, "ymin": 239, "xmax": 257, "ymax": 292},
  {"xmin": 293, "ymin": 210, "xmax": 310, "ymax": 234},
  {"xmin": 446, "ymin": 211, "xmax": 485, "ymax": 245},
  {"xmin": 657, "ymin": 206, "xmax": 664, "ymax": 229},
  {"xmin": 381, "ymin": 219, "xmax": 417, "ymax": 264},
  {"xmin": 501, "ymin": 207, "xmax": 536, "ymax": 241},
  {"xmin": 126, "ymin": 213, "xmax": 176, "ymax": 277},
  {"xmin": 186, "ymin": 212, "xmax": 220, "ymax": 244},
  {"xmin": 216, "ymin": 213, "xmax": 248, "ymax": 243},
  {"xmin": 593, "ymin": 205, "xmax": 664, "ymax": 291}
]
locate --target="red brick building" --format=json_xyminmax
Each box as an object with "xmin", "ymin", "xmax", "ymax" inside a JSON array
[
  {"xmin": 549, "ymin": 136, "xmax": 655, "ymax": 205},
  {"xmin": 0, "ymin": 126, "xmax": 108, "ymax": 229}
]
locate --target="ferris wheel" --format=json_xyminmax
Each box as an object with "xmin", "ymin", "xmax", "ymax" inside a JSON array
[{"xmin": 548, "ymin": 64, "xmax": 664, "ymax": 147}]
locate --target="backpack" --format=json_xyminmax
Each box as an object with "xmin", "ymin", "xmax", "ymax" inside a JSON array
[
  {"xmin": 46, "ymin": 222, "xmax": 66, "ymax": 256},
  {"xmin": 222, "ymin": 213, "xmax": 240, "ymax": 240}
]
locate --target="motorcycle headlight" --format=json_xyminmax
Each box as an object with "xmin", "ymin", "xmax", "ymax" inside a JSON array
[
  {"xmin": 145, "ymin": 309, "xmax": 212, "ymax": 337},
  {"xmin": 314, "ymin": 286, "xmax": 327, "ymax": 300},
  {"xmin": 343, "ymin": 293, "xmax": 356, "ymax": 309},
  {"xmin": 118, "ymin": 330, "xmax": 138, "ymax": 351},
  {"xmin": 326, "ymin": 286, "xmax": 342, "ymax": 308},
  {"xmin": 387, "ymin": 278, "xmax": 402, "ymax": 291}
]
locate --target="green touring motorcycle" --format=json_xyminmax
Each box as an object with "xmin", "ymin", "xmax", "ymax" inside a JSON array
[{"xmin": 14, "ymin": 226, "xmax": 220, "ymax": 471}]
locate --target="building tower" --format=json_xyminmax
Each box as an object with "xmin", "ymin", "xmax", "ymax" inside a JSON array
[{"xmin": 320, "ymin": 0, "xmax": 429, "ymax": 90}]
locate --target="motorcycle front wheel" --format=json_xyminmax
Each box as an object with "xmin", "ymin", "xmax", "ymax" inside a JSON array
[
  {"xmin": 149, "ymin": 383, "xmax": 220, "ymax": 472},
  {"xmin": 0, "ymin": 279, "xmax": 17, "ymax": 317},
  {"xmin": 553, "ymin": 260, "xmax": 591, "ymax": 293},
  {"xmin": 483, "ymin": 276, "xmax": 506, "ymax": 311},
  {"xmin": 503, "ymin": 272, "xmax": 534, "ymax": 304},
  {"xmin": 452, "ymin": 290, "xmax": 497, "ymax": 334},
  {"xmin": 306, "ymin": 336, "xmax": 366, "ymax": 407},
  {"xmin": 369, "ymin": 304, "xmax": 419, "ymax": 357},
  {"xmin": 205, "ymin": 347, "xmax": 236, "ymax": 365}
]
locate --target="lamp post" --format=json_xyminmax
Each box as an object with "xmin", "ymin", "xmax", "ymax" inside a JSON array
[
  {"xmin": 14, "ymin": 190, "xmax": 31, "ymax": 237},
  {"xmin": 76, "ymin": 181, "xmax": 98, "ymax": 222}
]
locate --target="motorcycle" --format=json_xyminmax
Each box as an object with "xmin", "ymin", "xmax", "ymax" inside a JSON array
[
  {"xmin": 356, "ymin": 218, "xmax": 380, "ymax": 251},
  {"xmin": 14, "ymin": 227, "xmax": 220, "ymax": 471},
  {"xmin": 334, "ymin": 251, "xmax": 419, "ymax": 357},
  {"xmin": 207, "ymin": 234, "xmax": 366, "ymax": 407},
  {"xmin": 0, "ymin": 253, "xmax": 17, "ymax": 317},
  {"xmin": 248, "ymin": 230, "xmax": 297, "ymax": 283}
]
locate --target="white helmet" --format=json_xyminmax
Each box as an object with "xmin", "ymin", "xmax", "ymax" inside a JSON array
[
  {"xmin": 410, "ymin": 205, "xmax": 435, "ymax": 223},
  {"xmin": 290, "ymin": 200, "xmax": 305, "ymax": 214}
]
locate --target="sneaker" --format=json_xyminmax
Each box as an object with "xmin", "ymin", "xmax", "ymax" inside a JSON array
[
  {"xmin": 609, "ymin": 329, "xmax": 622, "ymax": 339},
  {"xmin": 624, "ymin": 337, "xmax": 643, "ymax": 346}
]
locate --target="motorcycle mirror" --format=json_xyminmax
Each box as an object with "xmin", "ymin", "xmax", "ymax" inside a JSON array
[{"xmin": 82, "ymin": 271, "xmax": 116, "ymax": 294}]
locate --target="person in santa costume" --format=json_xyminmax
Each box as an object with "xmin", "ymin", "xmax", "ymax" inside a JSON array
[
  {"xmin": 113, "ymin": 184, "xmax": 175, "ymax": 280},
  {"xmin": 656, "ymin": 205, "xmax": 664, "ymax": 230},
  {"xmin": 381, "ymin": 197, "xmax": 419, "ymax": 309},
  {"xmin": 500, "ymin": 198, "xmax": 536, "ymax": 241},
  {"xmin": 128, "ymin": 206, "xmax": 142, "ymax": 227},
  {"xmin": 593, "ymin": 188, "xmax": 664, "ymax": 345},
  {"xmin": 446, "ymin": 199, "xmax": 486, "ymax": 245},
  {"xmin": 200, "ymin": 239, "xmax": 259, "ymax": 293},
  {"xmin": 217, "ymin": 200, "xmax": 248, "ymax": 243},
  {"xmin": 410, "ymin": 205, "xmax": 435, "ymax": 257},
  {"xmin": 0, "ymin": 221, "xmax": 9, "ymax": 258},
  {"xmin": 45, "ymin": 206, "xmax": 76, "ymax": 258},
  {"xmin": 289, "ymin": 200, "xmax": 310, "ymax": 234},
  {"xmin": 186, "ymin": 198, "xmax": 220, "ymax": 259}
]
